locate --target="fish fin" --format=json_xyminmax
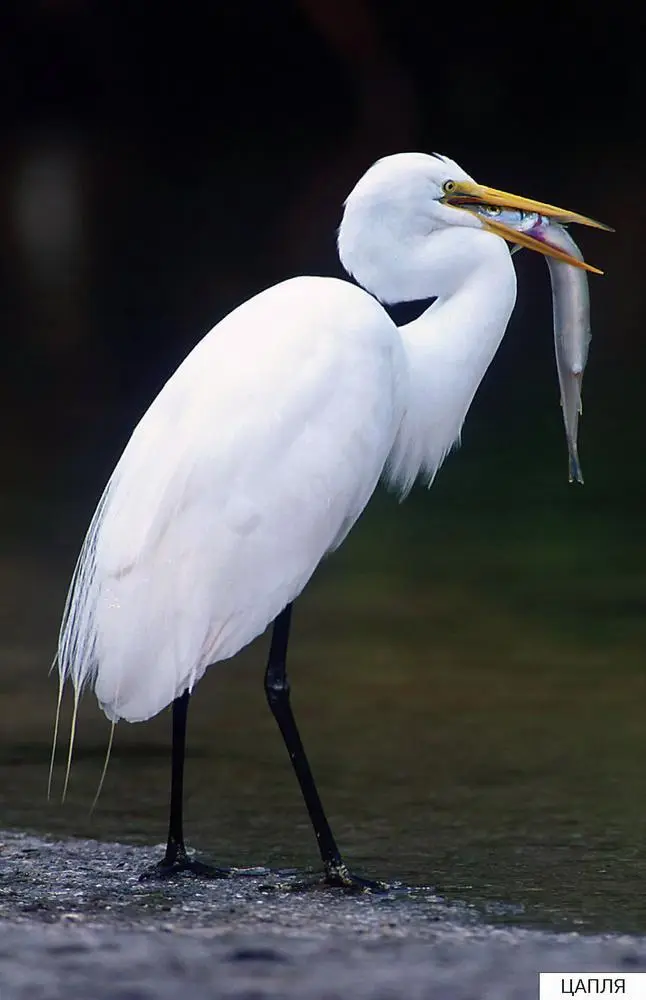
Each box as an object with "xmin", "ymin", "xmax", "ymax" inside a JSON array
[{"xmin": 568, "ymin": 454, "xmax": 584, "ymax": 485}]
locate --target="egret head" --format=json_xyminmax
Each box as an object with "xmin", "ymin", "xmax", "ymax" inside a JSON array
[
  {"xmin": 339, "ymin": 152, "xmax": 479, "ymax": 238},
  {"xmin": 338, "ymin": 152, "xmax": 611, "ymax": 301}
]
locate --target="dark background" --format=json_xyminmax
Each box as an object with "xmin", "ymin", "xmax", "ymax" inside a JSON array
[
  {"xmin": 1, "ymin": 0, "xmax": 641, "ymax": 458},
  {"xmin": 1, "ymin": 0, "xmax": 645, "ymax": 931}
]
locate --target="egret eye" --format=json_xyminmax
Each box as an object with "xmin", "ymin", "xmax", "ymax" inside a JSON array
[{"xmin": 443, "ymin": 180, "xmax": 457, "ymax": 194}]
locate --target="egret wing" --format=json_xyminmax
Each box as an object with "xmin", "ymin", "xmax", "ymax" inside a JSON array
[{"xmin": 58, "ymin": 277, "xmax": 402, "ymax": 722}]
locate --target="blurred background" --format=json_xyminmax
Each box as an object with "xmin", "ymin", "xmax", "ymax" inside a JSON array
[{"xmin": 1, "ymin": 0, "xmax": 645, "ymax": 933}]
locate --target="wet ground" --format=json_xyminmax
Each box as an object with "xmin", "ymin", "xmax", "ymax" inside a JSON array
[{"xmin": 2, "ymin": 829, "xmax": 646, "ymax": 1000}]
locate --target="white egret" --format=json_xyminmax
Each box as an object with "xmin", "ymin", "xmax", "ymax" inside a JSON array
[{"xmin": 56, "ymin": 152, "xmax": 608, "ymax": 887}]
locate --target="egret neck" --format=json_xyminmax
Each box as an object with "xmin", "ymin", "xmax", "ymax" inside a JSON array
[{"xmin": 340, "ymin": 219, "xmax": 518, "ymax": 494}]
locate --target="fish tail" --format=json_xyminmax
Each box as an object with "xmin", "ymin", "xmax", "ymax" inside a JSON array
[{"xmin": 568, "ymin": 453, "xmax": 584, "ymax": 485}]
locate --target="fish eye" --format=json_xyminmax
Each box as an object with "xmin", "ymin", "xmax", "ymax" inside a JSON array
[
  {"xmin": 484, "ymin": 206, "xmax": 501, "ymax": 216},
  {"xmin": 443, "ymin": 180, "xmax": 457, "ymax": 194}
]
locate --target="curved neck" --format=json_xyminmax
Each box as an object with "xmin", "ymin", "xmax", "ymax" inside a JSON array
[{"xmin": 385, "ymin": 231, "xmax": 517, "ymax": 491}]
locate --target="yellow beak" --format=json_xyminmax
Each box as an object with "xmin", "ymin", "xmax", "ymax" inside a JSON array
[{"xmin": 444, "ymin": 181, "xmax": 612, "ymax": 275}]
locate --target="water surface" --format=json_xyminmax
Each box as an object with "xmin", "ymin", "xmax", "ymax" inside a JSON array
[{"xmin": 2, "ymin": 428, "xmax": 645, "ymax": 935}]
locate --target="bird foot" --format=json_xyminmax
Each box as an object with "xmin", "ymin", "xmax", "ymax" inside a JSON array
[
  {"xmin": 265, "ymin": 861, "xmax": 388, "ymax": 894},
  {"xmin": 323, "ymin": 861, "xmax": 389, "ymax": 893},
  {"xmin": 139, "ymin": 848, "xmax": 230, "ymax": 882}
]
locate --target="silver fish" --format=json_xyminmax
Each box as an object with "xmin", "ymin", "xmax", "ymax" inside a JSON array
[
  {"xmin": 479, "ymin": 207, "xmax": 591, "ymax": 483},
  {"xmin": 477, "ymin": 205, "xmax": 541, "ymax": 233},
  {"xmin": 543, "ymin": 224, "xmax": 590, "ymax": 484}
]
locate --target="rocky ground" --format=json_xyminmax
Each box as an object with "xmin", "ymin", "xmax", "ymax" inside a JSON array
[{"xmin": 1, "ymin": 830, "xmax": 645, "ymax": 999}]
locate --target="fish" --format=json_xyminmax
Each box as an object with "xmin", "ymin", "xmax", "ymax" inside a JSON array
[
  {"xmin": 476, "ymin": 205, "xmax": 542, "ymax": 233},
  {"xmin": 542, "ymin": 224, "xmax": 590, "ymax": 484},
  {"xmin": 477, "ymin": 206, "xmax": 590, "ymax": 484}
]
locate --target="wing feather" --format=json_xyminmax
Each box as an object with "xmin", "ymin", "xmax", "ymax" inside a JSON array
[{"xmin": 58, "ymin": 277, "xmax": 402, "ymax": 722}]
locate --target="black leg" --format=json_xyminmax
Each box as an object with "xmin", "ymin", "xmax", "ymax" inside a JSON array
[
  {"xmin": 162, "ymin": 689, "xmax": 191, "ymax": 864},
  {"xmin": 265, "ymin": 603, "xmax": 386, "ymax": 892},
  {"xmin": 139, "ymin": 690, "xmax": 229, "ymax": 880}
]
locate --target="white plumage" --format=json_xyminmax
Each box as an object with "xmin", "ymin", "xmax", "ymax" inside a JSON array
[
  {"xmin": 61, "ymin": 277, "xmax": 405, "ymax": 721},
  {"xmin": 58, "ymin": 152, "xmax": 537, "ymax": 725}
]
